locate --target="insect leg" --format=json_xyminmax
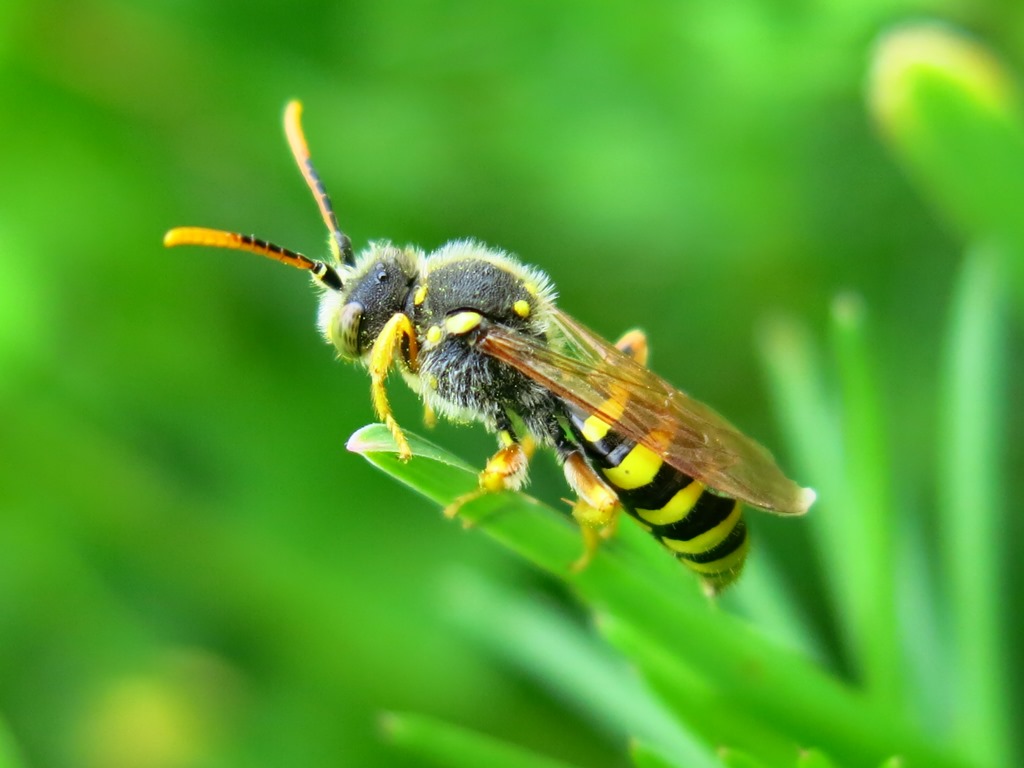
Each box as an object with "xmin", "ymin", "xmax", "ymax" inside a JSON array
[
  {"xmin": 563, "ymin": 451, "xmax": 622, "ymax": 571},
  {"xmin": 479, "ymin": 427, "xmax": 530, "ymax": 493},
  {"xmin": 422, "ymin": 401, "xmax": 438, "ymax": 429},
  {"xmin": 614, "ymin": 329, "xmax": 648, "ymax": 366},
  {"xmin": 368, "ymin": 313, "xmax": 419, "ymax": 461},
  {"xmin": 442, "ymin": 415, "xmax": 531, "ymax": 521}
]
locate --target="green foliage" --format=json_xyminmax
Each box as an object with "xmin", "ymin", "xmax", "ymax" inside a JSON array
[
  {"xmin": 0, "ymin": 3, "xmax": 1021, "ymax": 768},
  {"xmin": 382, "ymin": 711, "xmax": 582, "ymax": 768}
]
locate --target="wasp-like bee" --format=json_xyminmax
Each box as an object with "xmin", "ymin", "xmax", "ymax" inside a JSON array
[{"xmin": 166, "ymin": 101, "xmax": 814, "ymax": 593}]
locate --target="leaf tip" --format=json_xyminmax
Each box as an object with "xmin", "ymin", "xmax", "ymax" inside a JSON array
[{"xmin": 868, "ymin": 22, "xmax": 1016, "ymax": 140}]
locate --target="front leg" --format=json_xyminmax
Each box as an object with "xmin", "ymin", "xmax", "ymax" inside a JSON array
[{"xmin": 368, "ymin": 313, "xmax": 419, "ymax": 460}]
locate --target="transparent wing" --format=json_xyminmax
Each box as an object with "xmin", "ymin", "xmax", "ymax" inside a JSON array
[{"xmin": 479, "ymin": 309, "xmax": 813, "ymax": 514}]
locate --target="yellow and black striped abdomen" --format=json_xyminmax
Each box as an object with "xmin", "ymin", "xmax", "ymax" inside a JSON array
[{"xmin": 568, "ymin": 408, "xmax": 749, "ymax": 592}]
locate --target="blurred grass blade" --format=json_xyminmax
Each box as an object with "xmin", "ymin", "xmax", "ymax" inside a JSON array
[
  {"xmin": 353, "ymin": 423, "xmax": 968, "ymax": 768},
  {"xmin": 797, "ymin": 748, "xmax": 839, "ymax": 768},
  {"xmin": 756, "ymin": 319, "xmax": 848, "ymax": 643},
  {"xmin": 869, "ymin": 22, "xmax": 1024, "ymax": 302},
  {"xmin": 630, "ymin": 740, "xmax": 691, "ymax": 768},
  {"xmin": 598, "ymin": 614, "xmax": 800, "ymax": 767},
  {"xmin": 729, "ymin": 542, "xmax": 821, "ymax": 661},
  {"xmin": 938, "ymin": 247, "xmax": 1011, "ymax": 767},
  {"xmin": 717, "ymin": 748, "xmax": 770, "ymax": 768},
  {"xmin": 381, "ymin": 711, "xmax": 583, "ymax": 768},
  {"xmin": 0, "ymin": 719, "xmax": 26, "ymax": 768},
  {"xmin": 829, "ymin": 294, "xmax": 902, "ymax": 707},
  {"xmin": 443, "ymin": 571, "xmax": 712, "ymax": 765}
]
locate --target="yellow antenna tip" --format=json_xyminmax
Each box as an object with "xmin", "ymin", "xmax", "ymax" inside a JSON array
[{"xmin": 164, "ymin": 228, "xmax": 189, "ymax": 247}]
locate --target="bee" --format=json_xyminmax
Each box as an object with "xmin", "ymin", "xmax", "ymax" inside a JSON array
[{"xmin": 165, "ymin": 101, "xmax": 814, "ymax": 594}]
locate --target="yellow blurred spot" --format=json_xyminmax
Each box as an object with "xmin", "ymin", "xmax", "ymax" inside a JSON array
[
  {"xmin": 426, "ymin": 325, "xmax": 442, "ymax": 344},
  {"xmin": 513, "ymin": 299, "xmax": 531, "ymax": 318},
  {"xmin": 869, "ymin": 23, "xmax": 1018, "ymax": 138},
  {"xmin": 78, "ymin": 650, "xmax": 240, "ymax": 768},
  {"xmin": 413, "ymin": 285, "xmax": 428, "ymax": 306}
]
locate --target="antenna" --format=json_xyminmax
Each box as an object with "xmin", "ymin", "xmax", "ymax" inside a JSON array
[
  {"xmin": 284, "ymin": 100, "xmax": 354, "ymax": 266},
  {"xmin": 163, "ymin": 227, "xmax": 342, "ymax": 291}
]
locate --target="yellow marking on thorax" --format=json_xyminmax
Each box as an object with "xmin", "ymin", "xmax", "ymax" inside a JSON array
[
  {"xmin": 635, "ymin": 481, "xmax": 706, "ymax": 526},
  {"xmin": 426, "ymin": 325, "xmax": 442, "ymax": 344},
  {"xmin": 661, "ymin": 501, "xmax": 741, "ymax": 554},
  {"xmin": 413, "ymin": 285, "xmax": 428, "ymax": 306},
  {"xmin": 602, "ymin": 443, "xmax": 662, "ymax": 490},
  {"xmin": 524, "ymin": 282, "xmax": 539, "ymax": 297},
  {"xmin": 513, "ymin": 299, "xmax": 531, "ymax": 318},
  {"xmin": 579, "ymin": 396, "xmax": 628, "ymax": 442},
  {"xmin": 445, "ymin": 311, "xmax": 482, "ymax": 335}
]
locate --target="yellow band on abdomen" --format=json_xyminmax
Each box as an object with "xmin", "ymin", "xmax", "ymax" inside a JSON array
[
  {"xmin": 661, "ymin": 501, "xmax": 741, "ymax": 554},
  {"xmin": 635, "ymin": 481, "xmax": 705, "ymax": 526},
  {"xmin": 601, "ymin": 443, "xmax": 662, "ymax": 490}
]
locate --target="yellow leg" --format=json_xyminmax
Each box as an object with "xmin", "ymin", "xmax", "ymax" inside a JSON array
[
  {"xmin": 563, "ymin": 452, "xmax": 621, "ymax": 570},
  {"xmin": 443, "ymin": 434, "xmax": 530, "ymax": 521},
  {"xmin": 615, "ymin": 329, "xmax": 649, "ymax": 366},
  {"xmin": 423, "ymin": 402, "xmax": 438, "ymax": 429},
  {"xmin": 368, "ymin": 313, "xmax": 419, "ymax": 461}
]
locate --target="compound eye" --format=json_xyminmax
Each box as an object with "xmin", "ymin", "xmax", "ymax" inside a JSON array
[{"xmin": 332, "ymin": 301, "xmax": 364, "ymax": 359}]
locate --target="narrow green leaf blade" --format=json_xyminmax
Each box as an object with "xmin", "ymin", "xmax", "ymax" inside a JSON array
[
  {"xmin": 444, "ymin": 572, "xmax": 712, "ymax": 766},
  {"xmin": 717, "ymin": 747, "xmax": 771, "ymax": 768},
  {"xmin": 630, "ymin": 740, "xmax": 692, "ymax": 768},
  {"xmin": 347, "ymin": 423, "xmax": 477, "ymax": 506},
  {"xmin": 830, "ymin": 294, "xmax": 902, "ymax": 707},
  {"xmin": 797, "ymin": 748, "xmax": 840, "ymax": 768},
  {"xmin": 381, "ymin": 711, "xmax": 584, "ymax": 768},
  {"xmin": 938, "ymin": 247, "xmax": 1011, "ymax": 767},
  {"xmin": 0, "ymin": 719, "xmax": 26, "ymax": 768},
  {"xmin": 353, "ymin": 424, "xmax": 968, "ymax": 768}
]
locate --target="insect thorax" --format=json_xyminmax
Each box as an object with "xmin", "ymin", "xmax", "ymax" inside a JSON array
[{"xmin": 411, "ymin": 241, "xmax": 559, "ymax": 431}]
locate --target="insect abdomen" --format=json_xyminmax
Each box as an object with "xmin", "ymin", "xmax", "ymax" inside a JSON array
[{"xmin": 568, "ymin": 410, "xmax": 749, "ymax": 592}]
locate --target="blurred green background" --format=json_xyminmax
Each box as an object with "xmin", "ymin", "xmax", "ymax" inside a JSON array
[{"xmin": 1, "ymin": 1, "xmax": 1022, "ymax": 767}]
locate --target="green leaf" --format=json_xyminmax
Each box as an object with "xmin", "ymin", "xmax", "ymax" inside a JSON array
[
  {"xmin": 0, "ymin": 719, "xmax": 26, "ymax": 768},
  {"xmin": 381, "ymin": 711, "xmax": 584, "ymax": 768},
  {"xmin": 352, "ymin": 423, "xmax": 969, "ymax": 768},
  {"xmin": 630, "ymin": 740, "xmax": 692, "ymax": 768},
  {"xmin": 796, "ymin": 748, "xmax": 839, "ymax": 768},
  {"xmin": 599, "ymin": 613, "xmax": 800, "ymax": 768},
  {"xmin": 347, "ymin": 424, "xmax": 477, "ymax": 506},
  {"xmin": 443, "ymin": 572, "xmax": 712, "ymax": 766},
  {"xmin": 716, "ymin": 747, "xmax": 771, "ymax": 768},
  {"xmin": 868, "ymin": 22, "xmax": 1024, "ymax": 304},
  {"xmin": 829, "ymin": 294, "xmax": 902, "ymax": 708},
  {"xmin": 756, "ymin": 316, "xmax": 848, "ymax": 609},
  {"xmin": 938, "ymin": 246, "xmax": 1011, "ymax": 767}
]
